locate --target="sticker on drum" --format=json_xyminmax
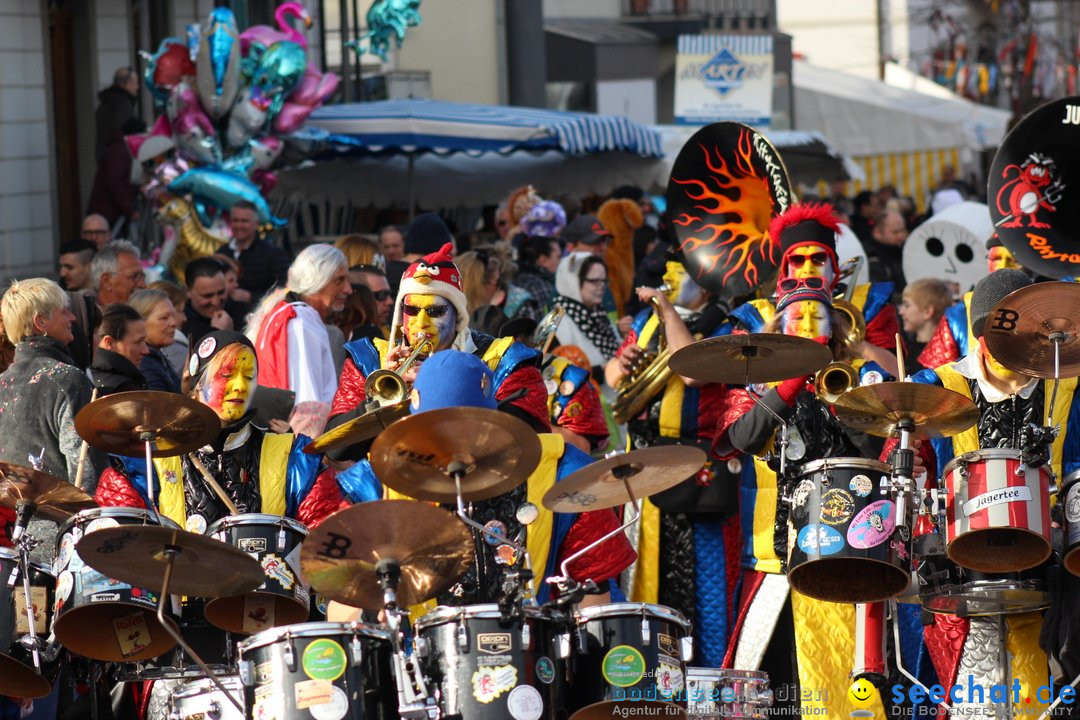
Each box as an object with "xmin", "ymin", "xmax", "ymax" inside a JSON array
[
  {"xmin": 113, "ymin": 612, "xmax": 152, "ymax": 658},
  {"xmin": 472, "ymin": 665, "xmax": 517, "ymax": 703},
  {"xmin": 57, "ymin": 533, "xmax": 76, "ymax": 573},
  {"xmin": 242, "ymin": 595, "xmax": 276, "ymax": 634},
  {"xmin": 962, "ymin": 486, "xmax": 1032, "ymax": 517},
  {"xmin": 15, "ymin": 585, "xmax": 48, "ymax": 633},
  {"xmin": 656, "ymin": 660, "xmax": 684, "ymax": 698},
  {"xmin": 253, "ymin": 684, "xmax": 282, "ymax": 720},
  {"xmin": 535, "ymin": 657, "xmax": 555, "ymax": 684},
  {"xmin": 820, "ymin": 489, "xmax": 856, "ymax": 525},
  {"xmin": 261, "ymin": 554, "xmax": 296, "ymax": 590},
  {"xmin": 55, "ymin": 571, "xmax": 73, "ymax": 609},
  {"xmin": 658, "ymin": 633, "xmax": 676, "ymax": 657},
  {"xmin": 1069, "ymin": 484, "xmax": 1080, "ymax": 545},
  {"xmin": 309, "ymin": 686, "xmax": 349, "ymax": 720},
  {"xmin": 239, "ymin": 537, "xmax": 267, "ymax": 553},
  {"xmin": 86, "ymin": 518, "xmax": 120, "ymax": 534},
  {"xmin": 185, "ymin": 514, "xmax": 207, "ymax": 534},
  {"xmin": 507, "ymin": 685, "xmax": 544, "ymax": 720},
  {"xmin": 254, "ymin": 661, "xmax": 274, "ymax": 685},
  {"xmin": 602, "ymin": 645, "xmax": 646, "ymax": 687},
  {"xmin": 295, "ymin": 679, "xmax": 333, "ymax": 709},
  {"xmin": 791, "ymin": 479, "xmax": 815, "ymax": 509},
  {"xmin": 848, "ymin": 500, "xmax": 896, "ymax": 549},
  {"xmin": 797, "ymin": 524, "xmax": 845, "ymax": 556},
  {"xmin": 302, "ymin": 638, "xmax": 346, "ymax": 681},
  {"xmin": 850, "ymin": 474, "xmax": 874, "ymax": 498}
]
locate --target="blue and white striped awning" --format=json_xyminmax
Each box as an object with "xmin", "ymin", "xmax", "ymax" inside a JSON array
[{"xmin": 306, "ymin": 98, "xmax": 664, "ymax": 158}]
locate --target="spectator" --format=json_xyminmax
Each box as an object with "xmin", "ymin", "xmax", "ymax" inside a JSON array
[
  {"xmin": 865, "ymin": 209, "xmax": 909, "ymax": 298},
  {"xmin": 149, "ymin": 280, "xmax": 189, "ymax": 377},
  {"xmin": 553, "ymin": 252, "xmax": 622, "ymax": 377},
  {"xmin": 562, "ymin": 215, "xmax": 610, "ymax": 259},
  {"xmin": 377, "ymin": 225, "xmax": 405, "ymax": 263},
  {"xmin": 224, "ymin": 200, "xmax": 290, "ymax": 302},
  {"xmin": 334, "ymin": 234, "xmax": 382, "ymax": 269},
  {"xmin": 58, "ymin": 239, "xmax": 96, "ymax": 292},
  {"xmin": 494, "ymin": 202, "xmax": 512, "ymax": 240},
  {"xmin": 91, "ymin": 241, "xmax": 145, "ymax": 306},
  {"xmin": 81, "ymin": 214, "xmax": 111, "ymax": 250},
  {"xmin": 512, "ymin": 236, "xmax": 561, "ymax": 320},
  {"xmin": 129, "ymin": 288, "xmax": 181, "ymax": 392},
  {"xmin": 337, "ymin": 284, "xmax": 383, "ymax": 343},
  {"xmin": 86, "ymin": 116, "xmax": 144, "ymax": 228},
  {"xmin": 212, "ymin": 252, "xmax": 252, "ymax": 328},
  {"xmin": 91, "ymin": 303, "xmax": 149, "ymax": 395},
  {"xmin": 828, "ymin": 180, "xmax": 853, "ymax": 218},
  {"xmin": 184, "ymin": 256, "xmax": 233, "ymax": 344},
  {"xmin": 849, "ymin": 190, "xmax": 880, "ymax": 244},
  {"xmin": 457, "ymin": 250, "xmax": 501, "ymax": 318},
  {"xmin": 348, "ymin": 264, "xmax": 393, "ymax": 330},
  {"xmin": 386, "ymin": 213, "xmax": 454, "ymax": 297},
  {"xmin": 898, "ymin": 278, "xmax": 953, "ymax": 371},
  {"xmin": 248, "ymin": 245, "xmax": 351, "ymax": 404},
  {"xmin": 94, "ymin": 66, "xmax": 139, "ymax": 161}
]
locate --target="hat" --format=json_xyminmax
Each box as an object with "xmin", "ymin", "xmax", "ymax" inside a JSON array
[
  {"xmin": 500, "ymin": 315, "xmax": 538, "ymax": 341},
  {"xmin": 404, "ymin": 213, "xmax": 452, "ymax": 256},
  {"xmin": 564, "ymin": 215, "xmax": 610, "ymax": 247},
  {"xmin": 775, "ymin": 281, "xmax": 833, "ymax": 313},
  {"xmin": 770, "ymin": 203, "xmax": 844, "ymax": 285},
  {"xmin": 388, "ymin": 242, "xmax": 470, "ymax": 350},
  {"xmin": 969, "ymin": 268, "xmax": 1032, "ymax": 339},
  {"xmin": 410, "ymin": 350, "xmax": 496, "ymax": 412},
  {"xmin": 931, "ymin": 188, "xmax": 964, "ymax": 216},
  {"xmin": 986, "ymin": 233, "xmax": 1003, "ymax": 250},
  {"xmin": 187, "ymin": 330, "xmax": 257, "ymax": 379},
  {"xmin": 520, "ymin": 200, "xmax": 566, "ymax": 238}
]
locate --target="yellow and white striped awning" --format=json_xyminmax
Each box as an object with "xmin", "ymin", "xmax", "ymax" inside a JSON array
[{"xmin": 816, "ymin": 147, "xmax": 960, "ymax": 214}]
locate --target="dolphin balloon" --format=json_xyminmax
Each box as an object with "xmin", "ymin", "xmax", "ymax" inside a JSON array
[
  {"xmin": 196, "ymin": 7, "xmax": 242, "ymax": 120},
  {"xmin": 169, "ymin": 167, "xmax": 287, "ymax": 227}
]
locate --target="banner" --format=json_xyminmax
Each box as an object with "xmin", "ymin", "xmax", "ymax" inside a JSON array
[{"xmin": 675, "ymin": 34, "xmax": 774, "ymax": 127}]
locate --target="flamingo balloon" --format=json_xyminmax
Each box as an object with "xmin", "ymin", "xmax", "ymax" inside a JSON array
[{"xmin": 240, "ymin": 2, "xmax": 312, "ymax": 54}]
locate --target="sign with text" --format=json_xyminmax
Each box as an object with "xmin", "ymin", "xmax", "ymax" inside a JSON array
[{"xmin": 675, "ymin": 34, "xmax": 773, "ymax": 127}]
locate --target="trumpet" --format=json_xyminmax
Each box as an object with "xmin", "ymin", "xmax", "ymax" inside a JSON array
[
  {"xmin": 365, "ymin": 334, "xmax": 432, "ymax": 406},
  {"xmin": 815, "ymin": 362, "xmax": 859, "ymax": 404}
]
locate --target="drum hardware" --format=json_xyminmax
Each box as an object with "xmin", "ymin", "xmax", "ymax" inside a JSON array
[
  {"xmin": 75, "ymin": 525, "xmax": 265, "ymax": 715},
  {"xmin": 0, "ymin": 500, "xmax": 52, "ymax": 698},
  {"xmin": 888, "ymin": 599, "xmax": 952, "ymax": 713},
  {"xmin": 376, "ymin": 558, "xmax": 439, "ymax": 719}
]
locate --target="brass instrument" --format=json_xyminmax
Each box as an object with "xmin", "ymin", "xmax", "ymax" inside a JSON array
[
  {"xmin": 612, "ymin": 285, "xmax": 673, "ymax": 424},
  {"xmin": 815, "ymin": 362, "xmax": 861, "ymax": 404},
  {"xmin": 365, "ymin": 335, "xmax": 432, "ymax": 406},
  {"xmin": 814, "ymin": 269, "xmax": 868, "ymax": 403}
]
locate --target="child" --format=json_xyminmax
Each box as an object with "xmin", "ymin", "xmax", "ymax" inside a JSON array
[{"xmin": 898, "ymin": 277, "xmax": 952, "ymax": 372}]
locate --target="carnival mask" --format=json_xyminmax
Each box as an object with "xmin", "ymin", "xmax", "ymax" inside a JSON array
[
  {"xmin": 401, "ymin": 293, "xmax": 456, "ymax": 352},
  {"xmin": 196, "ymin": 344, "xmax": 257, "ymax": 424},
  {"xmin": 662, "ymin": 261, "xmax": 705, "ymax": 308},
  {"xmin": 780, "ymin": 299, "xmax": 832, "ymax": 340}
]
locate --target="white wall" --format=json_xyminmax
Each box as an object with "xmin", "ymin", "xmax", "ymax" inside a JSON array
[
  {"xmin": 777, "ymin": 0, "xmax": 882, "ymax": 79},
  {"xmin": 0, "ymin": 0, "xmax": 57, "ymax": 282},
  {"xmin": 543, "ymin": 0, "xmax": 622, "ymax": 19},
  {"xmin": 597, "ymin": 78, "xmax": 657, "ymax": 125}
]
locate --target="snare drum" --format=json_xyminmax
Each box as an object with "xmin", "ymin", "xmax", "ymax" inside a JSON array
[
  {"xmin": 944, "ymin": 449, "xmax": 1051, "ymax": 572},
  {"xmin": 1060, "ymin": 470, "xmax": 1080, "ymax": 576},
  {"xmin": 917, "ymin": 551, "xmax": 1050, "ymax": 617},
  {"xmin": 169, "ymin": 675, "xmax": 244, "ymax": 720},
  {"xmin": 569, "ymin": 603, "xmax": 691, "ymax": 715},
  {"xmin": 0, "ymin": 547, "xmax": 57, "ymax": 698},
  {"xmin": 53, "ymin": 507, "xmax": 180, "ymax": 662},
  {"xmin": 686, "ymin": 668, "xmax": 773, "ymax": 719},
  {"xmin": 205, "ymin": 514, "xmax": 310, "ymax": 635},
  {"xmin": 786, "ymin": 458, "xmax": 910, "ymax": 603},
  {"xmin": 415, "ymin": 604, "xmax": 568, "ymax": 720},
  {"xmin": 238, "ymin": 621, "xmax": 396, "ymax": 719}
]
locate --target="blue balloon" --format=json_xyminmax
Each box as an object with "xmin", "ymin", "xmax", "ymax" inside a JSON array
[
  {"xmin": 168, "ymin": 167, "xmax": 286, "ymax": 228},
  {"xmin": 207, "ymin": 8, "xmax": 238, "ymax": 92},
  {"xmin": 251, "ymin": 41, "xmax": 306, "ymax": 118}
]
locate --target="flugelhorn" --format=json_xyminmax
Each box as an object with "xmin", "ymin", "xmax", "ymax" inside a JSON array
[
  {"xmin": 365, "ymin": 334, "xmax": 432, "ymax": 406},
  {"xmin": 612, "ymin": 284, "xmax": 673, "ymax": 424}
]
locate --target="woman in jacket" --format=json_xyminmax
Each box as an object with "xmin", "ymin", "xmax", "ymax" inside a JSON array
[{"xmin": 129, "ymin": 288, "xmax": 181, "ymax": 392}]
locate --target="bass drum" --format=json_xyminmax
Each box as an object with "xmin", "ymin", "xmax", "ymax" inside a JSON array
[
  {"xmin": 786, "ymin": 458, "xmax": 910, "ymax": 603},
  {"xmin": 0, "ymin": 547, "xmax": 58, "ymax": 698},
  {"xmin": 686, "ymin": 668, "xmax": 773, "ymax": 719},
  {"xmin": 414, "ymin": 604, "xmax": 568, "ymax": 720}
]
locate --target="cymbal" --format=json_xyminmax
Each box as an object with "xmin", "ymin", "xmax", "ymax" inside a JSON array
[
  {"xmin": 369, "ymin": 407, "xmax": 542, "ymax": 503},
  {"xmin": 74, "ymin": 525, "xmax": 264, "ymax": 598},
  {"xmin": 0, "ymin": 655, "xmax": 51, "ymax": 699},
  {"xmin": 301, "ymin": 500, "xmax": 474, "ymax": 610},
  {"xmin": 304, "ymin": 401, "xmax": 411, "ymax": 455},
  {"xmin": 832, "ymin": 383, "xmax": 978, "ymax": 439},
  {"xmin": 668, "ymin": 334, "xmax": 833, "ymax": 385},
  {"xmin": 0, "ymin": 462, "xmax": 96, "ymax": 521},
  {"xmin": 75, "ymin": 391, "xmax": 221, "ymax": 457},
  {"xmin": 982, "ymin": 282, "xmax": 1080, "ymax": 379},
  {"xmin": 542, "ymin": 446, "xmax": 707, "ymax": 513}
]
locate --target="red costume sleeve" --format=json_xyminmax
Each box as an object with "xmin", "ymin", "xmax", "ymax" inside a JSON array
[
  {"xmin": 865, "ymin": 303, "xmax": 902, "ymax": 352},
  {"xmin": 498, "ymin": 365, "xmax": 551, "ymax": 432},
  {"xmin": 556, "ymin": 382, "xmax": 608, "ymax": 449},
  {"xmin": 615, "ymin": 330, "xmax": 638, "ymax": 358},
  {"xmin": 330, "ymin": 357, "xmax": 368, "ymax": 419},
  {"xmin": 297, "ymin": 469, "xmax": 350, "ymax": 528},
  {"xmin": 879, "ymin": 437, "xmax": 938, "ymax": 487},
  {"xmin": 558, "ymin": 509, "xmax": 637, "ymax": 584},
  {"xmin": 712, "ymin": 388, "xmax": 758, "ymax": 460},
  {"xmin": 94, "ymin": 467, "xmax": 149, "ymax": 509},
  {"xmin": 918, "ymin": 316, "xmax": 960, "ymax": 370},
  {"xmin": 0, "ymin": 506, "xmax": 13, "ymax": 547}
]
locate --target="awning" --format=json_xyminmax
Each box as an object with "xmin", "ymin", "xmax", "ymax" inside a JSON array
[
  {"xmin": 545, "ymin": 20, "xmax": 660, "ymax": 83},
  {"xmin": 814, "ymin": 147, "xmax": 962, "ymax": 214}
]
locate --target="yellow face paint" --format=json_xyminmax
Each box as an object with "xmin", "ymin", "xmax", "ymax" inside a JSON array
[
  {"xmin": 662, "ymin": 261, "xmax": 685, "ymax": 303},
  {"xmin": 979, "ymin": 337, "xmax": 1028, "ymax": 383},
  {"xmin": 781, "ymin": 300, "xmax": 832, "ymax": 340},
  {"xmin": 987, "ymin": 246, "xmax": 1021, "ymax": 272},
  {"xmin": 198, "ymin": 345, "xmax": 257, "ymax": 423},
  {"xmin": 786, "ymin": 246, "xmax": 835, "ymax": 284},
  {"xmin": 400, "ymin": 293, "xmax": 456, "ymax": 351}
]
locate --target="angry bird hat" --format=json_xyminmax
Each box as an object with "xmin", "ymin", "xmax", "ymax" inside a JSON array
[{"xmin": 388, "ymin": 242, "xmax": 470, "ymax": 350}]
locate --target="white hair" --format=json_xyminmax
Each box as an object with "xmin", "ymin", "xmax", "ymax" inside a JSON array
[
  {"xmin": 91, "ymin": 240, "xmax": 140, "ymax": 292},
  {"xmin": 288, "ymin": 244, "xmax": 347, "ymax": 296}
]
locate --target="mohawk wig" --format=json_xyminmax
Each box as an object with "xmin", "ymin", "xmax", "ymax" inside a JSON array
[{"xmin": 769, "ymin": 202, "xmax": 845, "ymax": 256}]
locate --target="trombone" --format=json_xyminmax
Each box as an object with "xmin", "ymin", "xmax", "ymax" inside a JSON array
[{"xmin": 365, "ymin": 334, "xmax": 432, "ymax": 407}]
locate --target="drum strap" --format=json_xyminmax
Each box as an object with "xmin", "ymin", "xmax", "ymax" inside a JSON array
[{"xmin": 732, "ymin": 572, "xmax": 788, "ymax": 671}]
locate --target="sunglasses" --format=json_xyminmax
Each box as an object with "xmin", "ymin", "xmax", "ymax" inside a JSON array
[
  {"xmin": 372, "ymin": 290, "xmax": 392, "ymax": 301},
  {"xmin": 787, "ymin": 252, "xmax": 830, "ymax": 268},
  {"xmin": 777, "ymin": 276, "xmax": 827, "ymax": 294},
  {"xmin": 402, "ymin": 303, "xmax": 450, "ymax": 318}
]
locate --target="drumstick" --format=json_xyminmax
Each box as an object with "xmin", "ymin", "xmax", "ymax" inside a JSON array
[
  {"xmin": 895, "ymin": 333, "xmax": 906, "ymax": 381},
  {"xmin": 187, "ymin": 452, "xmax": 240, "ymax": 516},
  {"xmin": 74, "ymin": 387, "xmax": 99, "ymax": 490}
]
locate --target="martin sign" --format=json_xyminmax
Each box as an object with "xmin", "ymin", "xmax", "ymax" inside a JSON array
[{"xmin": 675, "ymin": 34, "xmax": 774, "ymax": 127}]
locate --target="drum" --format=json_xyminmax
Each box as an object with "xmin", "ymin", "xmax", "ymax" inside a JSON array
[
  {"xmin": 119, "ymin": 599, "xmax": 236, "ymax": 681},
  {"xmin": 0, "ymin": 547, "xmax": 59, "ymax": 698},
  {"xmin": 205, "ymin": 514, "xmax": 310, "ymax": 634},
  {"xmin": 917, "ymin": 551, "xmax": 1050, "ymax": 617},
  {"xmin": 944, "ymin": 449, "xmax": 1052, "ymax": 572},
  {"xmin": 414, "ymin": 604, "xmax": 569, "ymax": 720},
  {"xmin": 238, "ymin": 622, "xmax": 396, "ymax": 720},
  {"xmin": 169, "ymin": 675, "xmax": 244, "ymax": 720},
  {"xmin": 686, "ymin": 668, "xmax": 773, "ymax": 719},
  {"xmin": 569, "ymin": 602, "xmax": 691, "ymax": 716},
  {"xmin": 786, "ymin": 458, "xmax": 909, "ymax": 603},
  {"xmin": 1060, "ymin": 470, "xmax": 1080, "ymax": 576},
  {"xmin": 53, "ymin": 507, "xmax": 180, "ymax": 662}
]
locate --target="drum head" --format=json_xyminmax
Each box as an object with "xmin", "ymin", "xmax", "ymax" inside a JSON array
[
  {"xmin": 947, "ymin": 528, "xmax": 1052, "ymax": 574},
  {"xmin": 204, "ymin": 592, "xmax": 310, "ymax": 635},
  {"xmin": 54, "ymin": 606, "xmax": 180, "ymax": 662},
  {"xmin": 923, "ymin": 581, "xmax": 1050, "ymax": 617},
  {"xmin": 787, "ymin": 557, "xmax": 909, "ymax": 604}
]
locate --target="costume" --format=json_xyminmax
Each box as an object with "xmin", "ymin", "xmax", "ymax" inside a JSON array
[
  {"xmin": 253, "ymin": 292, "xmax": 338, "ymax": 404},
  {"xmin": 597, "ymin": 197, "xmax": 643, "ymax": 317},
  {"xmin": 542, "ymin": 354, "xmax": 608, "ymax": 450},
  {"xmin": 917, "ymin": 293, "xmax": 974, "ymax": 370}
]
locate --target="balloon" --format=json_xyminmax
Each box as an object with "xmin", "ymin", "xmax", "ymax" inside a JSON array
[
  {"xmin": 195, "ymin": 7, "xmax": 242, "ymax": 120},
  {"xmin": 168, "ymin": 167, "xmax": 287, "ymax": 227},
  {"xmin": 366, "ymin": 0, "xmax": 423, "ymax": 61},
  {"xmin": 250, "ymin": 41, "xmax": 306, "ymax": 120},
  {"xmin": 156, "ymin": 197, "xmax": 231, "ymax": 284},
  {"xmin": 225, "ymin": 87, "xmax": 268, "ymax": 149},
  {"xmin": 273, "ymin": 64, "xmax": 340, "ymax": 134},
  {"xmin": 167, "ymin": 82, "xmax": 221, "ymax": 165},
  {"xmin": 142, "ymin": 38, "xmax": 195, "ymax": 106},
  {"xmin": 240, "ymin": 2, "xmax": 312, "ymax": 54}
]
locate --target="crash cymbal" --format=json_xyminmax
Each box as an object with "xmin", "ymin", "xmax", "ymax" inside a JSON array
[
  {"xmin": 302, "ymin": 500, "xmax": 474, "ymax": 610},
  {"xmin": 305, "ymin": 401, "xmax": 411, "ymax": 455},
  {"xmin": 75, "ymin": 391, "xmax": 221, "ymax": 458},
  {"xmin": 0, "ymin": 655, "xmax": 51, "ymax": 699},
  {"xmin": 982, "ymin": 282, "xmax": 1080, "ymax": 379},
  {"xmin": 668, "ymin": 333, "xmax": 834, "ymax": 385},
  {"xmin": 832, "ymin": 383, "xmax": 978, "ymax": 439},
  {"xmin": 542, "ymin": 446, "xmax": 707, "ymax": 513},
  {"xmin": 74, "ymin": 525, "xmax": 264, "ymax": 598},
  {"xmin": 0, "ymin": 462, "xmax": 96, "ymax": 521},
  {"xmin": 369, "ymin": 407, "xmax": 542, "ymax": 503}
]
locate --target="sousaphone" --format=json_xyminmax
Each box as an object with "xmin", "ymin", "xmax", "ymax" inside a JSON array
[
  {"xmin": 665, "ymin": 122, "xmax": 793, "ymax": 298},
  {"xmin": 988, "ymin": 97, "xmax": 1080, "ymax": 279}
]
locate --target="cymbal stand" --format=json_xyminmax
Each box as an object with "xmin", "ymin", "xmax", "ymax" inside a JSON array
[
  {"xmin": 887, "ymin": 418, "xmax": 916, "ymax": 529},
  {"xmin": 377, "ymin": 559, "xmax": 437, "ymax": 720},
  {"xmin": 1046, "ymin": 331, "xmax": 1066, "ymax": 428},
  {"xmin": 889, "ymin": 599, "xmax": 951, "ymax": 712},
  {"xmin": 140, "ymin": 431, "xmax": 159, "ymax": 516},
  {"xmin": 739, "ymin": 348, "xmax": 791, "ymax": 478},
  {"xmin": 9, "ymin": 500, "xmax": 41, "ymax": 673},
  {"xmin": 152, "ymin": 543, "xmax": 243, "ymax": 713}
]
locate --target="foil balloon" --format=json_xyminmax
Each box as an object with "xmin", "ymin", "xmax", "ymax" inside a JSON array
[
  {"xmin": 365, "ymin": 0, "xmax": 423, "ymax": 62},
  {"xmin": 196, "ymin": 7, "xmax": 242, "ymax": 120},
  {"xmin": 143, "ymin": 155, "xmax": 191, "ymax": 203},
  {"xmin": 221, "ymin": 137, "xmax": 283, "ymax": 178},
  {"xmin": 167, "ymin": 82, "xmax": 222, "ymax": 165},
  {"xmin": 249, "ymin": 41, "xmax": 306, "ymax": 119},
  {"xmin": 240, "ymin": 2, "xmax": 312, "ymax": 54},
  {"xmin": 169, "ymin": 167, "xmax": 287, "ymax": 227},
  {"xmin": 225, "ymin": 87, "xmax": 268, "ymax": 149},
  {"xmin": 157, "ymin": 197, "xmax": 231, "ymax": 284},
  {"xmin": 142, "ymin": 38, "xmax": 196, "ymax": 106},
  {"xmin": 273, "ymin": 64, "xmax": 339, "ymax": 134}
]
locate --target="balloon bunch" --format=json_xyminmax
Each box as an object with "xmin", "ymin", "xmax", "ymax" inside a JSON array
[{"xmin": 133, "ymin": 2, "xmax": 340, "ymax": 279}]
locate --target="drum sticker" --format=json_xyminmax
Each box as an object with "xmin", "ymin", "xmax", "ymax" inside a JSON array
[
  {"xmin": 847, "ymin": 500, "xmax": 896, "ymax": 549},
  {"xmin": 820, "ymin": 489, "xmax": 856, "ymax": 526},
  {"xmin": 796, "ymin": 524, "xmax": 845, "ymax": 557},
  {"xmin": 507, "ymin": 685, "xmax": 544, "ymax": 720},
  {"xmin": 309, "ymin": 686, "xmax": 349, "ymax": 720},
  {"xmin": 302, "ymin": 638, "xmax": 347, "ymax": 681},
  {"xmin": 535, "ymin": 656, "xmax": 556, "ymax": 685},
  {"xmin": 889, "ymin": 534, "xmax": 910, "ymax": 561},
  {"xmin": 962, "ymin": 486, "xmax": 1032, "ymax": 517},
  {"xmin": 790, "ymin": 480, "xmax": 815, "ymax": 510},
  {"xmin": 57, "ymin": 533, "xmax": 75, "ymax": 573},
  {"xmin": 86, "ymin": 518, "xmax": 120, "ymax": 534},
  {"xmin": 239, "ymin": 537, "xmax": 267, "ymax": 554},
  {"xmin": 602, "ymin": 645, "xmax": 646, "ymax": 687},
  {"xmin": 90, "ymin": 593, "xmax": 121, "ymax": 603},
  {"xmin": 849, "ymin": 474, "xmax": 874, "ymax": 498},
  {"xmin": 79, "ymin": 567, "xmax": 131, "ymax": 595},
  {"xmin": 253, "ymin": 684, "xmax": 282, "ymax": 720},
  {"xmin": 471, "ymin": 665, "xmax": 517, "ymax": 704},
  {"xmin": 55, "ymin": 571, "xmax": 73, "ymax": 612},
  {"xmin": 261, "ymin": 554, "xmax": 295, "ymax": 590},
  {"xmin": 185, "ymin": 514, "xmax": 207, "ymax": 534},
  {"xmin": 658, "ymin": 632, "xmax": 677, "ymax": 657},
  {"xmin": 128, "ymin": 587, "xmax": 158, "ymax": 607},
  {"xmin": 478, "ymin": 633, "xmax": 512, "ymax": 654},
  {"xmin": 254, "ymin": 661, "xmax": 275, "ymax": 686},
  {"xmin": 483, "ymin": 520, "xmax": 508, "ymax": 546},
  {"xmin": 294, "ymin": 679, "xmax": 333, "ymax": 709},
  {"xmin": 15, "ymin": 586, "xmax": 47, "ymax": 634},
  {"xmin": 242, "ymin": 595, "xmax": 276, "ymax": 634},
  {"xmin": 1066, "ymin": 484, "xmax": 1080, "ymax": 524},
  {"xmin": 113, "ymin": 612, "xmax": 152, "ymax": 658},
  {"xmin": 656, "ymin": 661, "xmax": 685, "ymax": 699}
]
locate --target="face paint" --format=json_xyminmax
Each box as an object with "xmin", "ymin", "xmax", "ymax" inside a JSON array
[
  {"xmin": 401, "ymin": 293, "xmax": 457, "ymax": 351},
  {"xmin": 979, "ymin": 337, "xmax": 1027, "ymax": 383},
  {"xmin": 987, "ymin": 246, "xmax": 1021, "ymax": 273},
  {"xmin": 781, "ymin": 300, "xmax": 832, "ymax": 340},
  {"xmin": 662, "ymin": 261, "xmax": 704, "ymax": 308},
  {"xmin": 785, "ymin": 246, "xmax": 836, "ymax": 285},
  {"xmin": 197, "ymin": 345, "xmax": 257, "ymax": 423}
]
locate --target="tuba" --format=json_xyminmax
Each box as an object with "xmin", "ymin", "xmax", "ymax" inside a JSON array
[
  {"xmin": 612, "ymin": 285, "xmax": 673, "ymax": 424},
  {"xmin": 365, "ymin": 334, "xmax": 432, "ymax": 407}
]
